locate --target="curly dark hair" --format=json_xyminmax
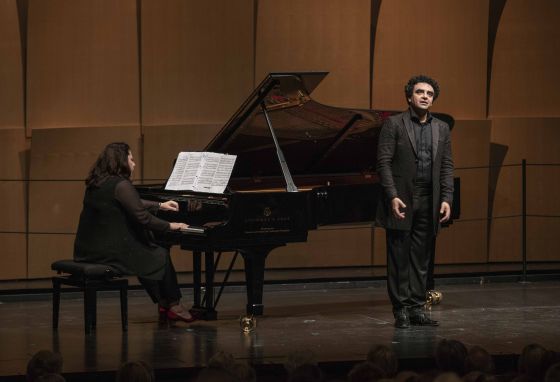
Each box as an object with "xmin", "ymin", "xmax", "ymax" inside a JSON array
[
  {"xmin": 85, "ymin": 142, "xmax": 131, "ymax": 188},
  {"xmin": 404, "ymin": 74, "xmax": 440, "ymax": 101}
]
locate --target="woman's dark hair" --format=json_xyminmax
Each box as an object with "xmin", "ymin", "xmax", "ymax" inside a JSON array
[
  {"xmin": 85, "ymin": 142, "xmax": 131, "ymax": 188},
  {"xmin": 404, "ymin": 75, "xmax": 440, "ymax": 101}
]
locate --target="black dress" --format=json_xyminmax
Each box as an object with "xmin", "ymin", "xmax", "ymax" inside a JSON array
[{"xmin": 73, "ymin": 175, "xmax": 172, "ymax": 280}]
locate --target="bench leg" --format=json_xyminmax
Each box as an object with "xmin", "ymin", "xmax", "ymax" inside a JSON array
[
  {"xmin": 120, "ymin": 283, "xmax": 128, "ymax": 331},
  {"xmin": 52, "ymin": 273, "xmax": 127, "ymax": 333},
  {"xmin": 52, "ymin": 278, "xmax": 61, "ymax": 330},
  {"xmin": 84, "ymin": 284, "xmax": 97, "ymax": 334}
]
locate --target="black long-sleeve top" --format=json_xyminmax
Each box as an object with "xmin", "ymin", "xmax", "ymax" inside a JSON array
[{"xmin": 74, "ymin": 176, "xmax": 170, "ymax": 280}]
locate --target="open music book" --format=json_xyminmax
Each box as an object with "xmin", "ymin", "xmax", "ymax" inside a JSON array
[{"xmin": 165, "ymin": 152, "xmax": 236, "ymax": 193}]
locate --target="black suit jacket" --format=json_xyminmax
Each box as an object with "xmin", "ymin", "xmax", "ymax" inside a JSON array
[{"xmin": 375, "ymin": 109, "xmax": 454, "ymax": 234}]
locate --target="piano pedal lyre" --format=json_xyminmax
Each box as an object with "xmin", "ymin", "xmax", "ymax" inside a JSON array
[{"xmin": 197, "ymin": 251, "xmax": 239, "ymax": 319}]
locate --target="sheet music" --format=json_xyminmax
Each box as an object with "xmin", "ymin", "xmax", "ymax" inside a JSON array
[
  {"xmin": 211, "ymin": 154, "xmax": 237, "ymax": 193},
  {"xmin": 165, "ymin": 152, "xmax": 236, "ymax": 193}
]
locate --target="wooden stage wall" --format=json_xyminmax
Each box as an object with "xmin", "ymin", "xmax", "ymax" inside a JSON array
[{"xmin": 0, "ymin": 0, "xmax": 559, "ymax": 279}]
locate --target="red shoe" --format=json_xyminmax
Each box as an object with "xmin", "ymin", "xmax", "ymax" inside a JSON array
[{"xmin": 167, "ymin": 307, "xmax": 197, "ymax": 323}]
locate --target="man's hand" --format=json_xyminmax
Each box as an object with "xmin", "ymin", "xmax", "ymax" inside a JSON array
[
  {"xmin": 169, "ymin": 222, "xmax": 188, "ymax": 231},
  {"xmin": 439, "ymin": 201, "xmax": 451, "ymax": 223},
  {"xmin": 160, "ymin": 200, "xmax": 179, "ymax": 212},
  {"xmin": 391, "ymin": 197, "xmax": 406, "ymax": 220}
]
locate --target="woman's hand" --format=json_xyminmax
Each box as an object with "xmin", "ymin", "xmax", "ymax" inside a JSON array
[
  {"xmin": 159, "ymin": 200, "xmax": 179, "ymax": 211},
  {"xmin": 169, "ymin": 222, "xmax": 188, "ymax": 231}
]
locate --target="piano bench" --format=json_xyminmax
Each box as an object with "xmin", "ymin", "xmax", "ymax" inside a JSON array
[{"xmin": 51, "ymin": 259, "xmax": 128, "ymax": 334}]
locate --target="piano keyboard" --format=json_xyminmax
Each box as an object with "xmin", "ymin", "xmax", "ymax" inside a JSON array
[{"xmin": 180, "ymin": 226, "xmax": 206, "ymax": 234}]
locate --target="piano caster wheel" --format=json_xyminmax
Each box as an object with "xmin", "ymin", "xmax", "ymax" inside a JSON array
[
  {"xmin": 240, "ymin": 315, "xmax": 257, "ymax": 333},
  {"xmin": 426, "ymin": 290, "xmax": 443, "ymax": 308}
]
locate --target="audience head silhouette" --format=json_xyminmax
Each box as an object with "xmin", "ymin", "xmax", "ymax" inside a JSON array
[
  {"xmin": 116, "ymin": 360, "xmax": 155, "ymax": 382},
  {"xmin": 26, "ymin": 350, "xmax": 63, "ymax": 382},
  {"xmin": 34, "ymin": 374, "xmax": 65, "ymax": 382},
  {"xmin": 435, "ymin": 339, "xmax": 468, "ymax": 375},
  {"xmin": 197, "ymin": 350, "xmax": 255, "ymax": 382},
  {"xmin": 545, "ymin": 362, "xmax": 560, "ymax": 382},
  {"xmin": 518, "ymin": 343, "xmax": 553, "ymax": 382},
  {"xmin": 348, "ymin": 361, "xmax": 385, "ymax": 382},
  {"xmin": 465, "ymin": 345, "xmax": 495, "ymax": 374},
  {"xmin": 367, "ymin": 344, "xmax": 399, "ymax": 378}
]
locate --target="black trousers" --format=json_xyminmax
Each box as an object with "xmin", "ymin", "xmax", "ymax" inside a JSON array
[
  {"xmin": 427, "ymin": 236, "xmax": 437, "ymax": 291},
  {"xmin": 138, "ymin": 252, "xmax": 182, "ymax": 308},
  {"xmin": 386, "ymin": 186, "xmax": 434, "ymax": 316}
]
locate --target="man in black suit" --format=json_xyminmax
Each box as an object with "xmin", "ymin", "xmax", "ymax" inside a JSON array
[{"xmin": 376, "ymin": 75, "xmax": 454, "ymax": 328}]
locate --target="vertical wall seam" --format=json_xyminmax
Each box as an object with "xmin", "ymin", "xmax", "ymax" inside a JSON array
[
  {"xmin": 253, "ymin": 0, "xmax": 259, "ymax": 88},
  {"xmin": 369, "ymin": 0, "xmax": 382, "ymax": 109},
  {"xmin": 136, "ymin": 0, "xmax": 144, "ymax": 182},
  {"xmin": 486, "ymin": 0, "xmax": 507, "ymax": 119},
  {"xmin": 16, "ymin": 0, "xmax": 28, "ymax": 136}
]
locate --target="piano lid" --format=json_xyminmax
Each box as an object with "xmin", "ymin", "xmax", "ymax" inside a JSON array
[{"xmin": 206, "ymin": 72, "xmax": 388, "ymax": 180}]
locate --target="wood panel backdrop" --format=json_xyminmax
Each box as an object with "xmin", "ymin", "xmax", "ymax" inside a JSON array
[{"xmin": 0, "ymin": 0, "xmax": 558, "ymax": 279}]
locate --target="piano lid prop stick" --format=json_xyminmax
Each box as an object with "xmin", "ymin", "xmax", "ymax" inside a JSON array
[{"xmin": 260, "ymin": 102, "xmax": 298, "ymax": 193}]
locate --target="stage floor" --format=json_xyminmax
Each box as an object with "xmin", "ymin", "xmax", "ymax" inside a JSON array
[{"xmin": 1, "ymin": 279, "xmax": 559, "ymax": 380}]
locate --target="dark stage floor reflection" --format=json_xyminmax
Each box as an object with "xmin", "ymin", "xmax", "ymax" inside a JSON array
[{"xmin": 1, "ymin": 280, "xmax": 559, "ymax": 379}]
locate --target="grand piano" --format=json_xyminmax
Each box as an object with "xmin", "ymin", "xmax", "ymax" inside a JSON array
[{"xmin": 137, "ymin": 72, "xmax": 458, "ymax": 319}]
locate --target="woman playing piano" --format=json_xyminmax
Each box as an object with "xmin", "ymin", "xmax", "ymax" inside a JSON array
[{"xmin": 74, "ymin": 142, "xmax": 196, "ymax": 322}]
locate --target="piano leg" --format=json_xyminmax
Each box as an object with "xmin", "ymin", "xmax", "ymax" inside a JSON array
[
  {"xmin": 241, "ymin": 247, "xmax": 276, "ymax": 316},
  {"xmin": 192, "ymin": 251, "xmax": 202, "ymax": 307},
  {"xmin": 203, "ymin": 251, "xmax": 217, "ymax": 320},
  {"xmin": 190, "ymin": 250, "xmax": 218, "ymax": 320}
]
